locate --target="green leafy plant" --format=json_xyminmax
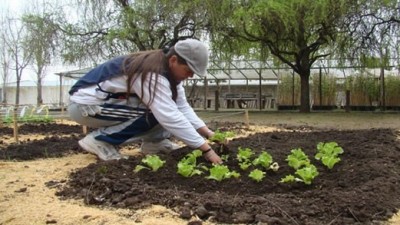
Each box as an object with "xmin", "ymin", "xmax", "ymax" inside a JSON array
[
  {"xmin": 315, "ymin": 142, "xmax": 344, "ymax": 169},
  {"xmin": 206, "ymin": 164, "xmax": 240, "ymax": 181},
  {"xmin": 281, "ymin": 148, "xmax": 319, "ymax": 185},
  {"xmin": 286, "ymin": 148, "xmax": 310, "ymax": 169},
  {"xmin": 281, "ymin": 164, "xmax": 319, "ymax": 185},
  {"xmin": 236, "ymin": 147, "xmax": 255, "ymax": 170},
  {"xmin": 248, "ymin": 169, "xmax": 265, "ymax": 182},
  {"xmin": 177, "ymin": 150, "xmax": 207, "ymax": 177},
  {"xmin": 209, "ymin": 130, "xmax": 235, "ymax": 144},
  {"xmin": 220, "ymin": 154, "xmax": 230, "ymax": 162},
  {"xmin": 134, "ymin": 155, "xmax": 165, "ymax": 172},
  {"xmin": 252, "ymin": 151, "xmax": 273, "ymax": 168}
]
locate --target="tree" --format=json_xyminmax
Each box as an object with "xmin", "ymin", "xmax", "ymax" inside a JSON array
[
  {"xmin": 206, "ymin": 0, "xmax": 357, "ymax": 112},
  {"xmin": 23, "ymin": 7, "xmax": 59, "ymax": 106},
  {"xmin": 47, "ymin": 0, "xmax": 209, "ymax": 65},
  {"xmin": 336, "ymin": 0, "xmax": 399, "ymax": 109},
  {"xmin": 0, "ymin": 13, "xmax": 12, "ymax": 104},
  {"xmin": 3, "ymin": 17, "xmax": 33, "ymax": 105}
]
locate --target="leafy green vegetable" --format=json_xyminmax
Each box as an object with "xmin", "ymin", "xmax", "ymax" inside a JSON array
[
  {"xmin": 295, "ymin": 164, "xmax": 319, "ymax": 185},
  {"xmin": 237, "ymin": 147, "xmax": 254, "ymax": 170},
  {"xmin": 134, "ymin": 155, "xmax": 165, "ymax": 172},
  {"xmin": 280, "ymin": 165, "xmax": 319, "ymax": 185},
  {"xmin": 315, "ymin": 142, "xmax": 344, "ymax": 169},
  {"xmin": 209, "ymin": 130, "xmax": 235, "ymax": 144},
  {"xmin": 177, "ymin": 150, "xmax": 205, "ymax": 177},
  {"xmin": 252, "ymin": 151, "xmax": 273, "ymax": 168},
  {"xmin": 280, "ymin": 174, "xmax": 296, "ymax": 183},
  {"xmin": 206, "ymin": 164, "xmax": 240, "ymax": 181},
  {"xmin": 282, "ymin": 148, "xmax": 318, "ymax": 185},
  {"xmin": 248, "ymin": 169, "xmax": 265, "ymax": 182},
  {"xmin": 237, "ymin": 147, "xmax": 254, "ymax": 162},
  {"xmin": 286, "ymin": 148, "xmax": 310, "ymax": 169}
]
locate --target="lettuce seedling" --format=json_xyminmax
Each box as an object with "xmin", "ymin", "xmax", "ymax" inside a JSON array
[
  {"xmin": 237, "ymin": 147, "xmax": 254, "ymax": 170},
  {"xmin": 315, "ymin": 142, "xmax": 344, "ymax": 169},
  {"xmin": 206, "ymin": 164, "xmax": 240, "ymax": 181},
  {"xmin": 248, "ymin": 169, "xmax": 265, "ymax": 182},
  {"xmin": 177, "ymin": 150, "xmax": 206, "ymax": 177},
  {"xmin": 280, "ymin": 164, "xmax": 319, "ymax": 185},
  {"xmin": 286, "ymin": 148, "xmax": 310, "ymax": 170},
  {"xmin": 295, "ymin": 164, "xmax": 319, "ymax": 184},
  {"xmin": 209, "ymin": 130, "xmax": 235, "ymax": 145},
  {"xmin": 134, "ymin": 155, "xmax": 165, "ymax": 172},
  {"xmin": 252, "ymin": 151, "xmax": 273, "ymax": 168}
]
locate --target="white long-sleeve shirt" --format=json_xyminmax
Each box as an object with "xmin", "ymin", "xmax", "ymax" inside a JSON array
[{"xmin": 70, "ymin": 73, "xmax": 207, "ymax": 148}]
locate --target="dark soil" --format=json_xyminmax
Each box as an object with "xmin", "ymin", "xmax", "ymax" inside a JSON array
[{"xmin": 1, "ymin": 123, "xmax": 400, "ymax": 224}]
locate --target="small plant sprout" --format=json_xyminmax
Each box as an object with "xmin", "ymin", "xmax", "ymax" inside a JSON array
[
  {"xmin": 281, "ymin": 148, "xmax": 319, "ymax": 185},
  {"xmin": 252, "ymin": 151, "xmax": 272, "ymax": 167},
  {"xmin": 280, "ymin": 164, "xmax": 319, "ymax": 185},
  {"xmin": 252, "ymin": 151, "xmax": 279, "ymax": 171},
  {"xmin": 209, "ymin": 130, "xmax": 235, "ymax": 145},
  {"xmin": 206, "ymin": 164, "xmax": 240, "ymax": 181},
  {"xmin": 315, "ymin": 142, "xmax": 344, "ymax": 169},
  {"xmin": 220, "ymin": 154, "xmax": 230, "ymax": 162},
  {"xmin": 295, "ymin": 164, "xmax": 319, "ymax": 184},
  {"xmin": 134, "ymin": 155, "xmax": 165, "ymax": 172},
  {"xmin": 249, "ymin": 169, "xmax": 265, "ymax": 182},
  {"xmin": 177, "ymin": 150, "xmax": 206, "ymax": 178},
  {"xmin": 286, "ymin": 148, "xmax": 311, "ymax": 170},
  {"xmin": 237, "ymin": 147, "xmax": 255, "ymax": 170}
]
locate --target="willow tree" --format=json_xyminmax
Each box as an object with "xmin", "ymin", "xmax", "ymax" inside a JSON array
[
  {"xmin": 205, "ymin": 0, "xmax": 355, "ymax": 112},
  {"xmin": 48, "ymin": 0, "xmax": 209, "ymax": 65},
  {"xmin": 336, "ymin": 0, "xmax": 399, "ymax": 109}
]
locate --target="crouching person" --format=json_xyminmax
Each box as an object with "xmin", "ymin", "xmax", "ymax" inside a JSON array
[{"xmin": 67, "ymin": 39, "xmax": 222, "ymax": 164}]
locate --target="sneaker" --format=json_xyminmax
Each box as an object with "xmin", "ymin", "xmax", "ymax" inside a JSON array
[
  {"xmin": 140, "ymin": 139, "xmax": 181, "ymax": 154},
  {"xmin": 79, "ymin": 134, "xmax": 123, "ymax": 161}
]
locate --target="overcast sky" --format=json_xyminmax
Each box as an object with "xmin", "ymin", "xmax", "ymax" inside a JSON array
[
  {"xmin": 0, "ymin": 0, "xmax": 81, "ymax": 83},
  {"xmin": 0, "ymin": 0, "xmax": 22, "ymax": 14}
]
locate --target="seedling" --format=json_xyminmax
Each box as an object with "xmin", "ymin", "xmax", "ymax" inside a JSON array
[
  {"xmin": 282, "ymin": 148, "xmax": 319, "ymax": 185},
  {"xmin": 134, "ymin": 155, "xmax": 165, "ymax": 172},
  {"xmin": 177, "ymin": 150, "xmax": 207, "ymax": 177},
  {"xmin": 315, "ymin": 142, "xmax": 344, "ymax": 169},
  {"xmin": 209, "ymin": 130, "xmax": 235, "ymax": 144},
  {"xmin": 286, "ymin": 148, "xmax": 310, "ymax": 170},
  {"xmin": 237, "ymin": 147, "xmax": 255, "ymax": 170},
  {"xmin": 248, "ymin": 169, "xmax": 265, "ymax": 182},
  {"xmin": 280, "ymin": 164, "xmax": 319, "ymax": 185},
  {"xmin": 206, "ymin": 164, "xmax": 240, "ymax": 181},
  {"xmin": 252, "ymin": 151, "xmax": 273, "ymax": 168}
]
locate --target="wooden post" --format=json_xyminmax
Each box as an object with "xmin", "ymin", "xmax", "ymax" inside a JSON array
[
  {"xmin": 13, "ymin": 105, "xmax": 19, "ymax": 143},
  {"xmin": 244, "ymin": 109, "xmax": 249, "ymax": 128}
]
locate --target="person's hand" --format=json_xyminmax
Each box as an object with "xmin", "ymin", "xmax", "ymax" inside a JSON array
[{"xmin": 203, "ymin": 149, "xmax": 222, "ymax": 164}]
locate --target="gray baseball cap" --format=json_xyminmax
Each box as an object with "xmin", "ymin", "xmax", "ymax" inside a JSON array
[{"xmin": 175, "ymin": 39, "xmax": 209, "ymax": 76}]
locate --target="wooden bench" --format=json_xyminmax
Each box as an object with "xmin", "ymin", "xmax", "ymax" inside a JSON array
[{"xmin": 224, "ymin": 93, "xmax": 258, "ymax": 108}]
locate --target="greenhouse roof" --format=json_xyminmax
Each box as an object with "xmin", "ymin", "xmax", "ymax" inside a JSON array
[{"xmin": 55, "ymin": 59, "xmax": 399, "ymax": 81}]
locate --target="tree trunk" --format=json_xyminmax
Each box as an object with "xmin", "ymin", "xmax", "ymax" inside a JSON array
[
  {"xmin": 1, "ymin": 82, "xmax": 7, "ymax": 104},
  {"xmin": 15, "ymin": 78, "xmax": 20, "ymax": 105},
  {"xmin": 37, "ymin": 76, "xmax": 43, "ymax": 106},
  {"xmin": 299, "ymin": 72, "xmax": 311, "ymax": 113}
]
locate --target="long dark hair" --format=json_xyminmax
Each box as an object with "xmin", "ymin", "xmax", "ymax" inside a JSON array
[{"xmin": 123, "ymin": 47, "xmax": 185, "ymax": 108}]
